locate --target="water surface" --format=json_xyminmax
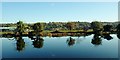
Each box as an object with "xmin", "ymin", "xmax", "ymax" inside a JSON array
[{"xmin": 2, "ymin": 34, "xmax": 119, "ymax": 58}]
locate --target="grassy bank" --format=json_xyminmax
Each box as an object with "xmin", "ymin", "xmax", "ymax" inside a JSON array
[
  {"xmin": 0, "ymin": 29, "xmax": 93, "ymax": 34},
  {"xmin": 0, "ymin": 29, "xmax": 117, "ymax": 35}
]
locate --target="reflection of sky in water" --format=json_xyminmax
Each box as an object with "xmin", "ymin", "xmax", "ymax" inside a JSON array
[
  {"xmin": 2, "ymin": 34, "xmax": 118, "ymax": 58},
  {"xmin": 0, "ymin": 38, "xmax": 2, "ymax": 59}
]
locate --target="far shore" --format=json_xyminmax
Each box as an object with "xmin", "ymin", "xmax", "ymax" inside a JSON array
[{"xmin": 1, "ymin": 29, "xmax": 118, "ymax": 37}]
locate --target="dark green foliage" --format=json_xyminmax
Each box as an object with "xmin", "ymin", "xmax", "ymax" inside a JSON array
[
  {"xmin": 91, "ymin": 21, "xmax": 103, "ymax": 34},
  {"xmin": 15, "ymin": 21, "xmax": 25, "ymax": 35},
  {"xmin": 32, "ymin": 22, "xmax": 43, "ymax": 32},
  {"xmin": 103, "ymin": 25, "xmax": 112, "ymax": 32},
  {"xmin": 66, "ymin": 22, "xmax": 75, "ymax": 30},
  {"xmin": 1, "ymin": 21, "xmax": 119, "ymax": 32},
  {"xmin": 91, "ymin": 21, "xmax": 103, "ymax": 31}
]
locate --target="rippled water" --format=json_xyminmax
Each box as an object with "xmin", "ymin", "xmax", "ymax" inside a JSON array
[{"xmin": 1, "ymin": 34, "xmax": 119, "ymax": 58}]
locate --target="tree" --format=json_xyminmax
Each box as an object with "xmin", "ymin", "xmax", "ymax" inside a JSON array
[
  {"xmin": 91, "ymin": 21, "xmax": 103, "ymax": 34},
  {"xmin": 66, "ymin": 22, "xmax": 75, "ymax": 31},
  {"xmin": 103, "ymin": 25, "xmax": 112, "ymax": 32},
  {"xmin": 15, "ymin": 21, "xmax": 25, "ymax": 35},
  {"xmin": 32, "ymin": 22, "xmax": 44, "ymax": 36},
  {"xmin": 33, "ymin": 22, "xmax": 44, "ymax": 32}
]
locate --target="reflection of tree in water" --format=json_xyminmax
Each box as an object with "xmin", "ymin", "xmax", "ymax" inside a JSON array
[
  {"xmin": 91, "ymin": 34, "xmax": 102, "ymax": 46},
  {"xmin": 103, "ymin": 34, "xmax": 113, "ymax": 40},
  {"xmin": 117, "ymin": 24, "xmax": 120, "ymax": 39},
  {"xmin": 32, "ymin": 36, "xmax": 44, "ymax": 48},
  {"xmin": 28, "ymin": 35, "xmax": 36, "ymax": 40},
  {"xmin": 67, "ymin": 37, "xmax": 75, "ymax": 46},
  {"xmin": 117, "ymin": 32, "xmax": 120, "ymax": 39},
  {"xmin": 15, "ymin": 36, "xmax": 25, "ymax": 52}
]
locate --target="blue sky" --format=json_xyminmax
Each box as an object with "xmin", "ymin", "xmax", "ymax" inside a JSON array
[
  {"xmin": 2, "ymin": 2, "xmax": 118, "ymax": 23},
  {"xmin": 1, "ymin": 0, "xmax": 119, "ymax": 2}
]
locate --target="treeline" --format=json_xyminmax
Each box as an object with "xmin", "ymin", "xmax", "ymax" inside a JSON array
[{"xmin": 1, "ymin": 21, "xmax": 120, "ymax": 31}]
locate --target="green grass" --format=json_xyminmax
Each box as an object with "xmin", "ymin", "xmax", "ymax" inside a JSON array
[
  {"xmin": 51, "ymin": 29, "xmax": 93, "ymax": 32},
  {"xmin": 0, "ymin": 32, "xmax": 14, "ymax": 34},
  {"xmin": 0, "ymin": 29, "xmax": 94, "ymax": 35}
]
